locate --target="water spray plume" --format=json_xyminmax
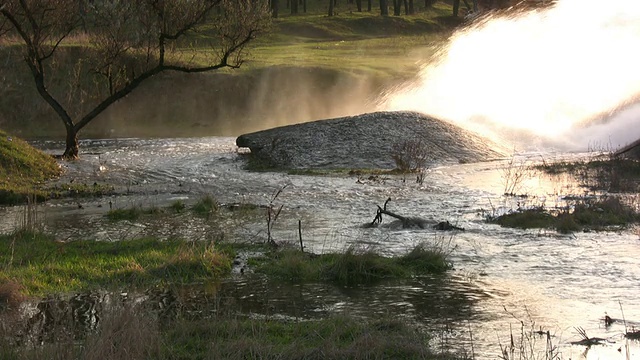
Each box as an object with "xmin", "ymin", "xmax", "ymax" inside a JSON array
[{"xmin": 384, "ymin": 0, "xmax": 640, "ymax": 150}]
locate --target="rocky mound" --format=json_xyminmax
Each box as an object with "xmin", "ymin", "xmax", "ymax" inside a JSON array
[{"xmin": 236, "ymin": 111, "xmax": 507, "ymax": 170}]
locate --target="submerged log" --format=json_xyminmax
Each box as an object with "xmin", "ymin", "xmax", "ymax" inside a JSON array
[{"xmin": 370, "ymin": 198, "xmax": 464, "ymax": 230}]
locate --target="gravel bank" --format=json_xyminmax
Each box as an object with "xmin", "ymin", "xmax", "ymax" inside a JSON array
[{"xmin": 236, "ymin": 111, "xmax": 508, "ymax": 169}]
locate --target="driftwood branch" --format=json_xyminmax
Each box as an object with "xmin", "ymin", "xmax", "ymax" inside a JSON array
[{"xmin": 371, "ymin": 198, "xmax": 465, "ymax": 230}]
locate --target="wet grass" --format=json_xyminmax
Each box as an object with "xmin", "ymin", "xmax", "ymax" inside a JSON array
[
  {"xmin": 0, "ymin": 231, "xmax": 232, "ymax": 297},
  {"xmin": 489, "ymin": 196, "xmax": 640, "ymax": 233},
  {"xmin": 46, "ymin": 182, "xmax": 116, "ymax": 199},
  {"xmin": 535, "ymin": 156, "xmax": 640, "ymax": 193},
  {"xmin": 252, "ymin": 243, "xmax": 452, "ymax": 286},
  {"xmin": 164, "ymin": 314, "xmax": 458, "ymax": 360},
  {"xmin": 0, "ymin": 305, "xmax": 465, "ymax": 360},
  {"xmin": 169, "ymin": 199, "xmax": 186, "ymax": 213},
  {"xmin": 0, "ymin": 130, "xmax": 61, "ymax": 206},
  {"xmin": 106, "ymin": 195, "xmax": 222, "ymax": 222},
  {"xmin": 191, "ymin": 194, "xmax": 220, "ymax": 218}
]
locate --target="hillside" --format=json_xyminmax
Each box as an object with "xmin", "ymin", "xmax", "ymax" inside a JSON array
[
  {"xmin": 0, "ymin": 130, "xmax": 61, "ymax": 205},
  {"xmin": 0, "ymin": 2, "xmax": 459, "ymax": 140}
]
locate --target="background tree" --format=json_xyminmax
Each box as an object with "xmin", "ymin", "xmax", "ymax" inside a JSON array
[
  {"xmin": 271, "ymin": 0, "xmax": 279, "ymax": 18},
  {"xmin": 392, "ymin": 0, "xmax": 400, "ymax": 16},
  {"xmin": 0, "ymin": 0, "xmax": 270, "ymax": 158},
  {"xmin": 380, "ymin": 0, "xmax": 388, "ymax": 16}
]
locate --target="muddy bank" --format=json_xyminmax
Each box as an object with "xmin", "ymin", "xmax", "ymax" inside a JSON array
[{"xmin": 236, "ymin": 111, "xmax": 507, "ymax": 169}]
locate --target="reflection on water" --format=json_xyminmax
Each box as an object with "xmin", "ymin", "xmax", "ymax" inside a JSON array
[{"xmin": 3, "ymin": 137, "xmax": 640, "ymax": 359}]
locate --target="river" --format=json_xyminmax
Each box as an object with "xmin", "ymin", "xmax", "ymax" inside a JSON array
[{"xmin": 2, "ymin": 136, "xmax": 639, "ymax": 359}]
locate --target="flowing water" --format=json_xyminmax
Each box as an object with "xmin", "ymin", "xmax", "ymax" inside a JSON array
[
  {"xmin": 4, "ymin": 1, "xmax": 640, "ymax": 357},
  {"xmin": 3, "ymin": 136, "xmax": 640, "ymax": 359}
]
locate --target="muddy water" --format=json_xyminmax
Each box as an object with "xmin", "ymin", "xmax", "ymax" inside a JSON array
[{"xmin": 3, "ymin": 137, "xmax": 640, "ymax": 359}]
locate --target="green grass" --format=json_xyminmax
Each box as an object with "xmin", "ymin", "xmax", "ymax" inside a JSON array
[
  {"xmin": 489, "ymin": 196, "xmax": 640, "ymax": 233},
  {"xmin": 1, "ymin": 308, "xmax": 463, "ymax": 360},
  {"xmin": 1, "ymin": 2, "xmax": 460, "ymax": 140},
  {"xmin": 0, "ymin": 130, "xmax": 61, "ymax": 205},
  {"xmin": 169, "ymin": 200, "xmax": 186, "ymax": 213},
  {"xmin": 535, "ymin": 157, "xmax": 640, "ymax": 192},
  {"xmin": 107, "ymin": 206, "xmax": 144, "ymax": 221},
  {"xmin": 240, "ymin": 2, "xmax": 457, "ymax": 77},
  {"xmin": 253, "ymin": 243, "xmax": 452, "ymax": 286},
  {"xmin": 191, "ymin": 194, "xmax": 220, "ymax": 218},
  {"xmin": 0, "ymin": 231, "xmax": 232, "ymax": 296},
  {"xmin": 163, "ymin": 314, "xmax": 449, "ymax": 360},
  {"xmin": 46, "ymin": 182, "xmax": 116, "ymax": 199}
]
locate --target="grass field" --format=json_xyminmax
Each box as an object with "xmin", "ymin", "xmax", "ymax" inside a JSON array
[{"xmin": 0, "ymin": 1, "xmax": 459, "ymax": 139}]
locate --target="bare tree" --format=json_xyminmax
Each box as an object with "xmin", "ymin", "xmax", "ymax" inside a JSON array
[{"xmin": 0, "ymin": 0, "xmax": 270, "ymax": 158}]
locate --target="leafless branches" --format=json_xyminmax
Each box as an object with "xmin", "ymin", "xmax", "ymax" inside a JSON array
[
  {"xmin": 391, "ymin": 138, "xmax": 430, "ymax": 172},
  {"xmin": 0, "ymin": 0, "xmax": 271, "ymax": 157}
]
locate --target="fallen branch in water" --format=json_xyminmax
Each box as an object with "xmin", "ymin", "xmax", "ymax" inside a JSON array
[
  {"xmin": 370, "ymin": 198, "xmax": 464, "ymax": 230},
  {"xmin": 570, "ymin": 327, "xmax": 607, "ymax": 347}
]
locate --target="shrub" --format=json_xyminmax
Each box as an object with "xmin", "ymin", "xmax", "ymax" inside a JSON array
[
  {"xmin": 192, "ymin": 195, "xmax": 219, "ymax": 218},
  {"xmin": 391, "ymin": 139, "xmax": 429, "ymax": 173}
]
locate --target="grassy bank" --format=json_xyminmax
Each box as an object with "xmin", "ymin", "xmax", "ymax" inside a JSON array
[
  {"xmin": 0, "ymin": 130, "xmax": 61, "ymax": 205},
  {"xmin": 253, "ymin": 243, "xmax": 452, "ymax": 285},
  {"xmin": 535, "ymin": 156, "xmax": 640, "ymax": 193},
  {"xmin": 1, "ymin": 307, "xmax": 463, "ymax": 360},
  {"xmin": 489, "ymin": 195, "xmax": 640, "ymax": 233},
  {"xmin": 0, "ymin": 231, "xmax": 232, "ymax": 297},
  {"xmin": 0, "ymin": 2, "xmax": 457, "ymax": 140}
]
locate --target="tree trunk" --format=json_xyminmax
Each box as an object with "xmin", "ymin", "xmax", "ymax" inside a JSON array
[
  {"xmin": 329, "ymin": 0, "xmax": 334, "ymax": 16},
  {"xmin": 272, "ymin": 0, "xmax": 279, "ymax": 18},
  {"xmin": 303, "ymin": 0, "xmax": 307, "ymax": 12},
  {"xmin": 393, "ymin": 0, "xmax": 401, "ymax": 15},
  {"xmin": 380, "ymin": 0, "xmax": 388, "ymax": 15},
  {"xmin": 408, "ymin": 0, "xmax": 414, "ymax": 14},
  {"xmin": 453, "ymin": 0, "xmax": 460, "ymax": 16},
  {"xmin": 63, "ymin": 126, "xmax": 79, "ymax": 159},
  {"xmin": 356, "ymin": 0, "xmax": 362, "ymax": 11},
  {"xmin": 403, "ymin": 0, "xmax": 409, "ymax": 14},
  {"xmin": 368, "ymin": 0, "xmax": 372, "ymax": 11},
  {"xmin": 291, "ymin": 0, "xmax": 298, "ymax": 14}
]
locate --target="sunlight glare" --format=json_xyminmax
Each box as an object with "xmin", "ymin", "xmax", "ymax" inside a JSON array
[{"xmin": 383, "ymin": 0, "xmax": 640, "ymax": 149}]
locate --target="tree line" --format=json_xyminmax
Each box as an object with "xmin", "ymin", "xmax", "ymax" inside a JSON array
[{"xmin": 268, "ymin": 0, "xmax": 550, "ymax": 18}]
